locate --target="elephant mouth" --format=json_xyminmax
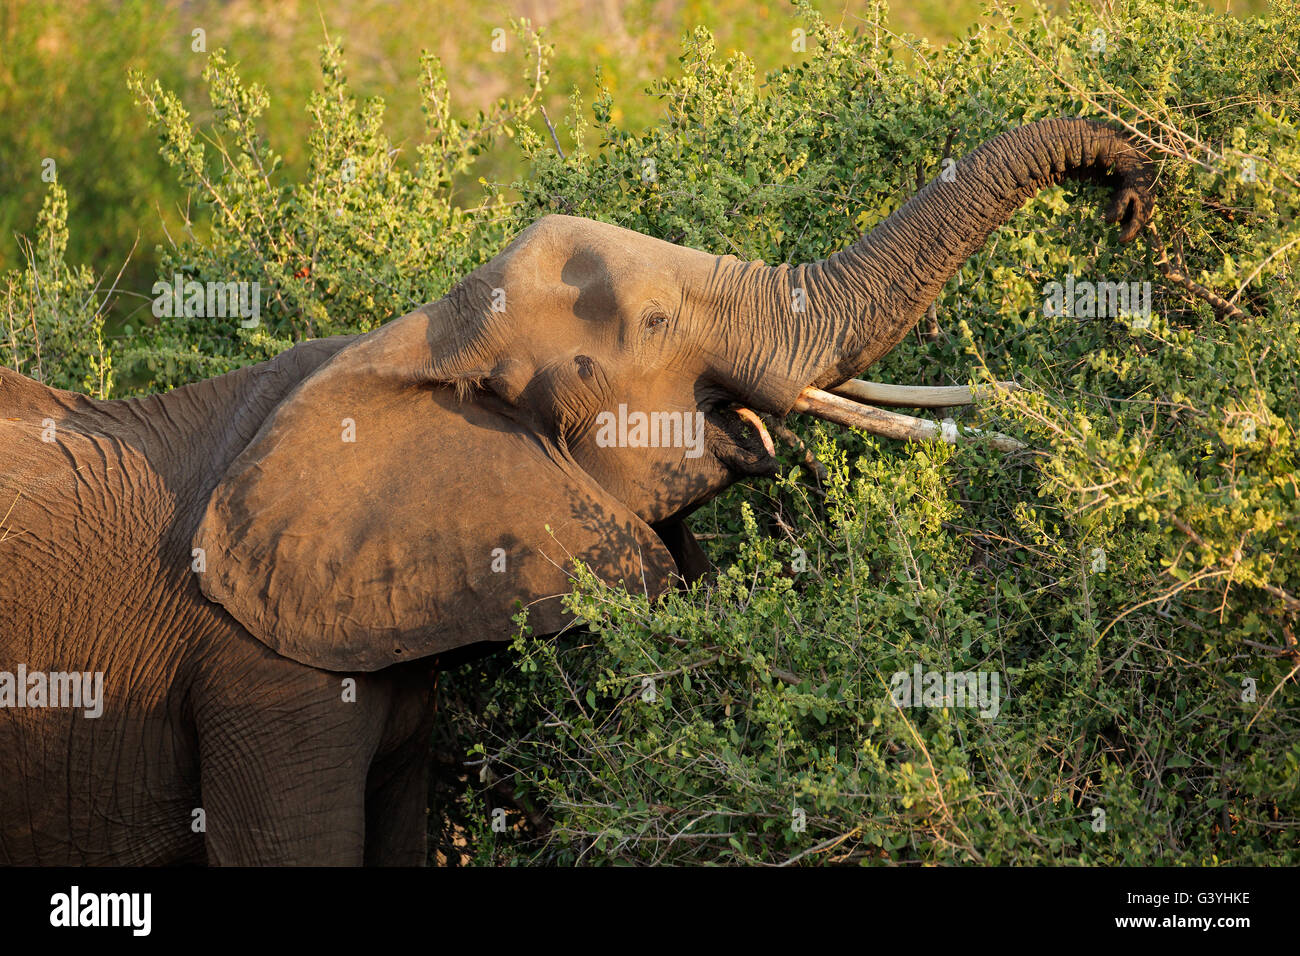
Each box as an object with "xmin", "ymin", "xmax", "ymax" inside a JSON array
[
  {"xmin": 706, "ymin": 386, "xmax": 891, "ymax": 477},
  {"xmin": 706, "ymin": 403, "xmax": 779, "ymax": 477},
  {"xmin": 733, "ymin": 407, "xmax": 776, "ymax": 457}
]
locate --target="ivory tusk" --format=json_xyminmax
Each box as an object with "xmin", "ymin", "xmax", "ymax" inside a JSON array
[
  {"xmin": 733, "ymin": 406, "xmax": 776, "ymax": 457},
  {"xmin": 829, "ymin": 379, "xmax": 1019, "ymax": 408},
  {"xmin": 791, "ymin": 387, "xmax": 1026, "ymax": 453}
]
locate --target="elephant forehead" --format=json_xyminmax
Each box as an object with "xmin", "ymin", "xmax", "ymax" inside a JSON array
[
  {"xmin": 559, "ymin": 246, "xmax": 621, "ymax": 320},
  {"xmin": 510, "ymin": 214, "xmax": 716, "ymax": 288}
]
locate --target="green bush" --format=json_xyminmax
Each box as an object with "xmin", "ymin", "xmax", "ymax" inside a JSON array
[
  {"xmin": 0, "ymin": 0, "xmax": 188, "ymax": 299},
  {"xmin": 438, "ymin": 0, "xmax": 1300, "ymax": 865},
  {"xmin": 1, "ymin": 183, "xmax": 113, "ymax": 398},
  {"xmin": 118, "ymin": 22, "xmax": 551, "ymax": 391}
]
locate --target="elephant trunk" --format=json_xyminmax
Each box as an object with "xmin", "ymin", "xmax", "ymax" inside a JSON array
[{"xmin": 718, "ymin": 118, "xmax": 1154, "ymax": 414}]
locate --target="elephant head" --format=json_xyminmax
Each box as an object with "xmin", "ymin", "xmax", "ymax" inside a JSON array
[{"xmin": 194, "ymin": 117, "xmax": 1154, "ymax": 671}]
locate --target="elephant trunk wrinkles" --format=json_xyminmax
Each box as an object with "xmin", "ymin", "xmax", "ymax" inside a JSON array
[{"xmin": 725, "ymin": 118, "xmax": 1153, "ymax": 414}]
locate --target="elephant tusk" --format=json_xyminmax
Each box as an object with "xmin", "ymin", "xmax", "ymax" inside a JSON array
[
  {"xmin": 830, "ymin": 379, "xmax": 1019, "ymax": 408},
  {"xmin": 734, "ymin": 406, "xmax": 776, "ymax": 457},
  {"xmin": 791, "ymin": 387, "xmax": 1027, "ymax": 453}
]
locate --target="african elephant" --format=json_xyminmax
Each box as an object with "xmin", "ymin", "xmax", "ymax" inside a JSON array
[{"xmin": 0, "ymin": 117, "xmax": 1153, "ymax": 864}]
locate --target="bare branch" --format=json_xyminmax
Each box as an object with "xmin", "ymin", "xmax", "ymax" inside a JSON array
[
  {"xmin": 539, "ymin": 104, "xmax": 565, "ymax": 160},
  {"xmin": 1147, "ymin": 224, "xmax": 1248, "ymax": 319}
]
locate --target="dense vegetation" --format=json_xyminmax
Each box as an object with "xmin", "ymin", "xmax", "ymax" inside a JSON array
[
  {"xmin": 0, "ymin": 0, "xmax": 1265, "ymax": 290},
  {"xmin": 3, "ymin": 0, "xmax": 1296, "ymax": 864}
]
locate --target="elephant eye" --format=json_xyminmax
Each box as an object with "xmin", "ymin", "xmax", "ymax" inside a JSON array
[{"xmin": 644, "ymin": 313, "xmax": 668, "ymax": 330}]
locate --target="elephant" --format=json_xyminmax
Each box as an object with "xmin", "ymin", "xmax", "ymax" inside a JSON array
[{"xmin": 0, "ymin": 117, "xmax": 1153, "ymax": 864}]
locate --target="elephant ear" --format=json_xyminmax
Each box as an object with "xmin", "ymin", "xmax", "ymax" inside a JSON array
[{"xmin": 193, "ymin": 307, "xmax": 677, "ymax": 673}]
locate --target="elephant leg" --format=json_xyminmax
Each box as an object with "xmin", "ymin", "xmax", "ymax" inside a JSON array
[
  {"xmin": 364, "ymin": 665, "xmax": 435, "ymax": 866},
  {"xmin": 364, "ymin": 734, "xmax": 432, "ymax": 866},
  {"xmin": 198, "ymin": 718, "xmax": 374, "ymax": 865},
  {"xmin": 652, "ymin": 516, "xmax": 712, "ymax": 583},
  {"xmin": 194, "ymin": 662, "xmax": 388, "ymax": 865}
]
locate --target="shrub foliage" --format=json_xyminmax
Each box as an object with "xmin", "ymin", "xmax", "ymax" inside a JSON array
[{"xmin": 449, "ymin": 0, "xmax": 1300, "ymax": 865}]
